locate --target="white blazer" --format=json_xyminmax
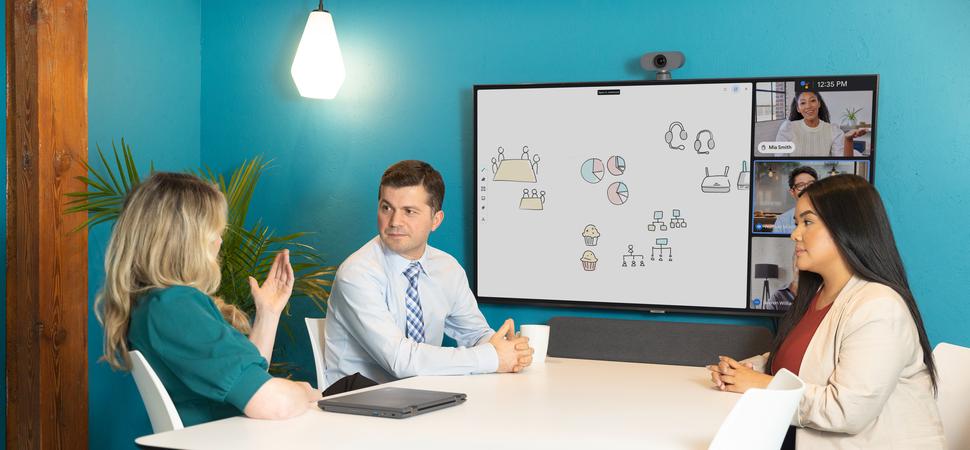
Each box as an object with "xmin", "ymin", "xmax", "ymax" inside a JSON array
[{"xmin": 746, "ymin": 276, "xmax": 945, "ymax": 449}]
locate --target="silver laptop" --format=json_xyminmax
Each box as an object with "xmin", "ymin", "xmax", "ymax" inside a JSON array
[{"xmin": 317, "ymin": 387, "xmax": 467, "ymax": 419}]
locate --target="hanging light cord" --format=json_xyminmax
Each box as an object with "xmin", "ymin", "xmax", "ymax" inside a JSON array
[{"xmin": 316, "ymin": 0, "xmax": 325, "ymax": 12}]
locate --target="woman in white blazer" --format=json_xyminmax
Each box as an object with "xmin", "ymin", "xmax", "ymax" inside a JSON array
[{"xmin": 708, "ymin": 174, "xmax": 944, "ymax": 449}]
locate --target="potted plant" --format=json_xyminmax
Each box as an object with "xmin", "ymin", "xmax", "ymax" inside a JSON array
[
  {"xmin": 840, "ymin": 107, "xmax": 864, "ymax": 132},
  {"xmin": 66, "ymin": 139, "xmax": 335, "ymax": 352}
]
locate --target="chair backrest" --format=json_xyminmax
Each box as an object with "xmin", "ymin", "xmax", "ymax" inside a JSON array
[
  {"xmin": 305, "ymin": 317, "xmax": 327, "ymax": 390},
  {"xmin": 709, "ymin": 368, "xmax": 805, "ymax": 450},
  {"xmin": 128, "ymin": 350, "xmax": 183, "ymax": 433},
  {"xmin": 547, "ymin": 316, "xmax": 774, "ymax": 367},
  {"xmin": 933, "ymin": 342, "xmax": 970, "ymax": 449}
]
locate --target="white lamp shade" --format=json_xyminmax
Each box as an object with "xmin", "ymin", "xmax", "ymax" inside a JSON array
[{"xmin": 291, "ymin": 10, "xmax": 346, "ymax": 99}]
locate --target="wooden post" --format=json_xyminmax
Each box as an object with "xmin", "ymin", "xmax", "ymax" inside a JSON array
[{"xmin": 6, "ymin": 0, "xmax": 89, "ymax": 448}]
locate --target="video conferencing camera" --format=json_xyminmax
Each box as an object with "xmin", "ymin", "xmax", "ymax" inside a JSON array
[{"xmin": 640, "ymin": 51, "xmax": 685, "ymax": 80}]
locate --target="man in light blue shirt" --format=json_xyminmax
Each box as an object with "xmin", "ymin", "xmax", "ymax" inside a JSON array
[
  {"xmin": 772, "ymin": 166, "xmax": 818, "ymax": 234},
  {"xmin": 324, "ymin": 160, "xmax": 533, "ymax": 387}
]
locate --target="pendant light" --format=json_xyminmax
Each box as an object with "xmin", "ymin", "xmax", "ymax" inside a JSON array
[{"xmin": 291, "ymin": 1, "xmax": 346, "ymax": 99}]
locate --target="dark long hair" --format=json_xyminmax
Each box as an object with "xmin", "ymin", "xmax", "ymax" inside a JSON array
[
  {"xmin": 788, "ymin": 90, "xmax": 831, "ymax": 123},
  {"xmin": 766, "ymin": 175, "xmax": 937, "ymax": 392}
]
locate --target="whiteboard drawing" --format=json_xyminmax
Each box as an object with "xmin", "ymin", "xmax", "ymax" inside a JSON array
[
  {"xmin": 580, "ymin": 158, "xmax": 606, "ymax": 184},
  {"xmin": 737, "ymin": 161, "xmax": 750, "ymax": 190},
  {"xmin": 519, "ymin": 189, "xmax": 546, "ymax": 210},
  {"xmin": 493, "ymin": 146, "xmax": 539, "ymax": 182},
  {"xmin": 489, "ymin": 147, "xmax": 505, "ymax": 175},
  {"xmin": 582, "ymin": 224, "xmax": 600, "ymax": 246},
  {"xmin": 607, "ymin": 182, "xmax": 629, "ymax": 205},
  {"xmin": 607, "ymin": 155, "xmax": 626, "ymax": 176},
  {"xmin": 648, "ymin": 210, "xmax": 668, "ymax": 232},
  {"xmin": 580, "ymin": 250, "xmax": 598, "ymax": 271},
  {"xmin": 622, "ymin": 244, "xmax": 646, "ymax": 268},
  {"xmin": 649, "ymin": 209, "xmax": 687, "ymax": 231},
  {"xmin": 583, "ymin": 156, "xmax": 630, "ymax": 205},
  {"xmin": 651, "ymin": 238, "xmax": 673, "ymax": 262},
  {"xmin": 665, "ymin": 121, "xmax": 688, "ymax": 150},
  {"xmin": 701, "ymin": 166, "xmax": 731, "ymax": 193},
  {"xmin": 669, "ymin": 209, "xmax": 687, "ymax": 229},
  {"xmin": 694, "ymin": 130, "xmax": 716, "ymax": 154}
]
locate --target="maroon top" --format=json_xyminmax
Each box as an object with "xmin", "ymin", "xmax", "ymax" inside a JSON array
[{"xmin": 771, "ymin": 293, "xmax": 833, "ymax": 376}]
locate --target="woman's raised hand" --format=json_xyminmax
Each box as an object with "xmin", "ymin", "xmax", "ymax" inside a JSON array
[{"xmin": 249, "ymin": 249, "xmax": 295, "ymax": 317}]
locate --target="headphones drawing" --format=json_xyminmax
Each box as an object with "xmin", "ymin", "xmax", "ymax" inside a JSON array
[
  {"xmin": 665, "ymin": 122, "xmax": 687, "ymax": 150},
  {"xmin": 694, "ymin": 129, "xmax": 715, "ymax": 154}
]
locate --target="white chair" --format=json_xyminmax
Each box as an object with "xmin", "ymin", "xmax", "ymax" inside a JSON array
[
  {"xmin": 305, "ymin": 317, "xmax": 327, "ymax": 390},
  {"xmin": 933, "ymin": 342, "xmax": 970, "ymax": 449},
  {"xmin": 709, "ymin": 368, "xmax": 805, "ymax": 450},
  {"xmin": 129, "ymin": 350, "xmax": 183, "ymax": 433}
]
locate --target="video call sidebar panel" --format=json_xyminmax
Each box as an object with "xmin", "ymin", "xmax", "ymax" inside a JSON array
[{"xmin": 746, "ymin": 75, "xmax": 878, "ymax": 311}]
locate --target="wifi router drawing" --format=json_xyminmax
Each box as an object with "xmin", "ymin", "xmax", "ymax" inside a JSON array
[{"xmin": 701, "ymin": 166, "xmax": 731, "ymax": 193}]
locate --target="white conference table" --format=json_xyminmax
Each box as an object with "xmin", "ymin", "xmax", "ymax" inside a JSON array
[{"xmin": 136, "ymin": 357, "xmax": 739, "ymax": 450}]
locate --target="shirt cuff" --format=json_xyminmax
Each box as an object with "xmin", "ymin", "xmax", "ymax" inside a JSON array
[
  {"xmin": 225, "ymin": 364, "xmax": 273, "ymax": 411},
  {"xmin": 474, "ymin": 342, "xmax": 500, "ymax": 373}
]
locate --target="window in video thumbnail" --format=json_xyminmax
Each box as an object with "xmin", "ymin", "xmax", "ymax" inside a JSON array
[
  {"xmin": 753, "ymin": 81, "xmax": 875, "ymax": 158},
  {"xmin": 751, "ymin": 160, "xmax": 870, "ymax": 235},
  {"xmin": 750, "ymin": 237, "xmax": 797, "ymax": 311}
]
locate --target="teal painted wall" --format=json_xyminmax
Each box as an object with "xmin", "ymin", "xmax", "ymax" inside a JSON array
[{"xmin": 87, "ymin": 1, "xmax": 201, "ymax": 448}]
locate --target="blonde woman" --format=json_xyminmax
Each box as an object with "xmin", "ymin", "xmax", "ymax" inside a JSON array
[{"xmin": 97, "ymin": 172, "xmax": 320, "ymax": 426}]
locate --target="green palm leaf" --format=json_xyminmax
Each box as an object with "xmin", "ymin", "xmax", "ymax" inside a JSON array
[{"xmin": 66, "ymin": 139, "xmax": 335, "ymax": 339}]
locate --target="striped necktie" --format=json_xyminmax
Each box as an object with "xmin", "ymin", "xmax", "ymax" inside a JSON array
[{"xmin": 403, "ymin": 262, "xmax": 426, "ymax": 343}]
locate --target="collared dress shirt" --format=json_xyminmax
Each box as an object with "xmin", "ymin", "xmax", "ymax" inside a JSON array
[{"xmin": 324, "ymin": 236, "xmax": 498, "ymax": 386}]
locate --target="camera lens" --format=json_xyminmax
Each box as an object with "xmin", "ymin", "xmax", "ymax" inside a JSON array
[{"xmin": 653, "ymin": 54, "xmax": 667, "ymax": 68}]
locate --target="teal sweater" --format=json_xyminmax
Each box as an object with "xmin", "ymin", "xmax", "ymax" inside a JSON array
[{"xmin": 128, "ymin": 286, "xmax": 271, "ymax": 427}]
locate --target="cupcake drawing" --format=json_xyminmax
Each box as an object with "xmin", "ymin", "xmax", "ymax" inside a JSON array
[
  {"xmin": 581, "ymin": 224, "xmax": 600, "ymax": 246},
  {"xmin": 580, "ymin": 250, "xmax": 598, "ymax": 271}
]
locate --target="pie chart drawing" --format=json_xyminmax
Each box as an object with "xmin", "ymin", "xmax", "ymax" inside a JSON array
[
  {"xmin": 607, "ymin": 156, "xmax": 626, "ymax": 176},
  {"xmin": 607, "ymin": 182, "xmax": 629, "ymax": 205},
  {"xmin": 580, "ymin": 158, "xmax": 605, "ymax": 184}
]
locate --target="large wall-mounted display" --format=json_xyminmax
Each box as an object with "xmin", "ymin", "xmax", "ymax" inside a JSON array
[{"xmin": 475, "ymin": 75, "xmax": 878, "ymax": 315}]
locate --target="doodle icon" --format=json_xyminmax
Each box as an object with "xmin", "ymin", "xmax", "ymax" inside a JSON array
[
  {"xmin": 582, "ymin": 224, "xmax": 600, "ymax": 246},
  {"xmin": 737, "ymin": 161, "xmax": 751, "ymax": 190},
  {"xmin": 651, "ymin": 238, "xmax": 673, "ymax": 262},
  {"xmin": 519, "ymin": 189, "xmax": 546, "ymax": 210},
  {"xmin": 693, "ymin": 130, "xmax": 716, "ymax": 154},
  {"xmin": 622, "ymin": 244, "xmax": 646, "ymax": 268},
  {"xmin": 669, "ymin": 209, "xmax": 687, "ymax": 228},
  {"xmin": 648, "ymin": 210, "xmax": 667, "ymax": 232},
  {"xmin": 493, "ymin": 146, "xmax": 539, "ymax": 182},
  {"xmin": 700, "ymin": 166, "xmax": 731, "ymax": 193},
  {"xmin": 580, "ymin": 158, "xmax": 605, "ymax": 184},
  {"xmin": 607, "ymin": 181, "xmax": 629, "ymax": 205},
  {"xmin": 607, "ymin": 156, "xmax": 626, "ymax": 176},
  {"xmin": 581, "ymin": 250, "xmax": 598, "ymax": 271},
  {"xmin": 665, "ymin": 121, "xmax": 688, "ymax": 150}
]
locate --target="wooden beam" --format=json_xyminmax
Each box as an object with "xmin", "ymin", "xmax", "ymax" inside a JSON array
[{"xmin": 6, "ymin": 0, "xmax": 89, "ymax": 448}]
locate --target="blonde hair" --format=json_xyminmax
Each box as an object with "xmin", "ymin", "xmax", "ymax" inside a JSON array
[{"xmin": 96, "ymin": 172, "xmax": 250, "ymax": 371}]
